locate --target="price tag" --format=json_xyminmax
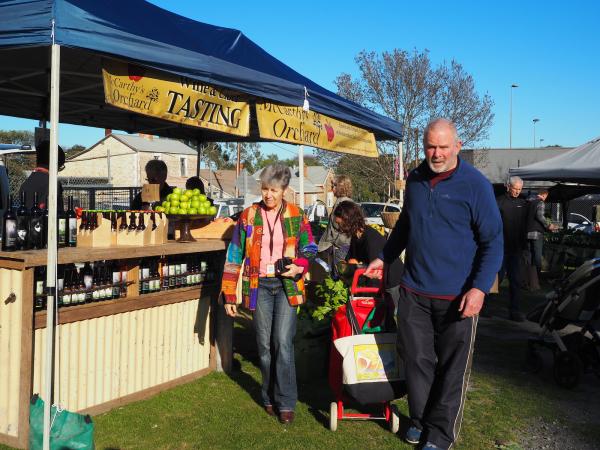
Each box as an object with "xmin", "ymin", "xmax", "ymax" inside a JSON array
[{"xmin": 266, "ymin": 263, "xmax": 275, "ymax": 277}]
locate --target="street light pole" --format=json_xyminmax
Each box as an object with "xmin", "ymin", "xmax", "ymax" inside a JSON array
[
  {"xmin": 510, "ymin": 84, "xmax": 518, "ymax": 149},
  {"xmin": 533, "ymin": 118, "xmax": 540, "ymax": 148}
]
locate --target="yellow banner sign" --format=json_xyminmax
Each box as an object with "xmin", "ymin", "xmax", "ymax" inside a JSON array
[
  {"xmin": 102, "ymin": 60, "xmax": 250, "ymax": 137},
  {"xmin": 256, "ymin": 102, "xmax": 378, "ymax": 157}
]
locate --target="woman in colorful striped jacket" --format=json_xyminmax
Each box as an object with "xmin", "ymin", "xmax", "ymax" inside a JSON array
[{"xmin": 221, "ymin": 163, "xmax": 317, "ymax": 425}]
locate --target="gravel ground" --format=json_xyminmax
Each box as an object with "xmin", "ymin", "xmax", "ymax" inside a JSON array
[{"xmin": 476, "ymin": 286, "xmax": 600, "ymax": 450}]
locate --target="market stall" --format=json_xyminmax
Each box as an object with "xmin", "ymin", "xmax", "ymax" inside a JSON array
[
  {"xmin": 0, "ymin": 1, "xmax": 402, "ymax": 448},
  {"xmin": 510, "ymin": 136, "xmax": 600, "ymax": 274}
]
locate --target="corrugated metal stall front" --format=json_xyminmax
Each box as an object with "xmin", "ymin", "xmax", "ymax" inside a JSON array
[
  {"xmin": 0, "ymin": 269, "xmax": 24, "ymax": 440},
  {"xmin": 32, "ymin": 298, "xmax": 211, "ymax": 412}
]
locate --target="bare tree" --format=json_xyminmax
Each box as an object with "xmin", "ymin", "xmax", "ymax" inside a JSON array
[{"xmin": 317, "ymin": 49, "xmax": 494, "ymax": 200}]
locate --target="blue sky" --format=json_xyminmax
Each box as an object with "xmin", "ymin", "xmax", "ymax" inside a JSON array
[{"xmin": 1, "ymin": 0, "xmax": 598, "ymax": 158}]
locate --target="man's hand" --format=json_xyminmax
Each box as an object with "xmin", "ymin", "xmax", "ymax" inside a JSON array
[
  {"xmin": 365, "ymin": 258, "xmax": 384, "ymax": 278},
  {"xmin": 459, "ymin": 288, "xmax": 485, "ymax": 318},
  {"xmin": 224, "ymin": 304, "xmax": 238, "ymax": 317}
]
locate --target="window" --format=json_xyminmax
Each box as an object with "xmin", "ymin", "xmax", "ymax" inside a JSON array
[{"xmin": 180, "ymin": 157, "xmax": 187, "ymax": 177}]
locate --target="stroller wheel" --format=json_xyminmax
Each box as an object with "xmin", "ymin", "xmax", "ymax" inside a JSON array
[
  {"xmin": 329, "ymin": 402, "xmax": 338, "ymax": 432},
  {"xmin": 525, "ymin": 348, "xmax": 543, "ymax": 374},
  {"xmin": 389, "ymin": 404, "xmax": 400, "ymax": 434},
  {"xmin": 553, "ymin": 351, "xmax": 583, "ymax": 389}
]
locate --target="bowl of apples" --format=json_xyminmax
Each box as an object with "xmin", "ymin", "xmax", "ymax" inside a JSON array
[{"xmin": 157, "ymin": 188, "xmax": 218, "ymax": 242}]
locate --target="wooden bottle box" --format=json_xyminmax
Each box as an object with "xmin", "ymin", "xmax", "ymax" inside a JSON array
[
  {"xmin": 116, "ymin": 212, "xmax": 152, "ymax": 247},
  {"xmin": 77, "ymin": 213, "xmax": 116, "ymax": 248}
]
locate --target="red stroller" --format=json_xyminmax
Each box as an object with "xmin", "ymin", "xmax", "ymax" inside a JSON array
[{"xmin": 328, "ymin": 268, "xmax": 405, "ymax": 432}]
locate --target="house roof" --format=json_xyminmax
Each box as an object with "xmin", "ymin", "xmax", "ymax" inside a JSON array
[
  {"xmin": 67, "ymin": 133, "xmax": 198, "ymax": 160},
  {"xmin": 199, "ymin": 169, "xmax": 238, "ymax": 197},
  {"xmin": 305, "ymin": 166, "xmax": 331, "ymax": 185},
  {"xmin": 112, "ymin": 134, "xmax": 197, "ymax": 155},
  {"xmin": 461, "ymin": 147, "xmax": 573, "ymax": 184}
]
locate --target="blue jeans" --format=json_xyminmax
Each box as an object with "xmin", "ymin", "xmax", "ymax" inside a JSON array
[
  {"xmin": 528, "ymin": 238, "xmax": 543, "ymax": 271},
  {"xmin": 254, "ymin": 277, "xmax": 298, "ymax": 411}
]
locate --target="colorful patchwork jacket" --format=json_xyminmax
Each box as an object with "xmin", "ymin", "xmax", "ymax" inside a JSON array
[{"xmin": 221, "ymin": 201, "xmax": 318, "ymax": 310}]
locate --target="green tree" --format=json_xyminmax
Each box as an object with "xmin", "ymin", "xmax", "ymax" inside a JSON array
[{"xmin": 317, "ymin": 48, "xmax": 494, "ymax": 201}]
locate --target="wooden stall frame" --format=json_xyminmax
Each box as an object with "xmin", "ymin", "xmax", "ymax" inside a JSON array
[{"xmin": 0, "ymin": 240, "xmax": 227, "ymax": 449}]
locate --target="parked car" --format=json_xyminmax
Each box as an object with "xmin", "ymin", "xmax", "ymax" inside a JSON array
[
  {"xmin": 359, "ymin": 202, "xmax": 401, "ymax": 227},
  {"xmin": 567, "ymin": 213, "xmax": 593, "ymax": 233},
  {"xmin": 213, "ymin": 198, "xmax": 244, "ymax": 220}
]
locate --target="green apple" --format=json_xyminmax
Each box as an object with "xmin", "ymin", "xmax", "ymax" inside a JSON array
[
  {"xmin": 170, "ymin": 192, "xmax": 180, "ymax": 201},
  {"xmin": 180, "ymin": 201, "xmax": 189, "ymax": 210},
  {"xmin": 162, "ymin": 201, "xmax": 170, "ymax": 209},
  {"xmin": 173, "ymin": 187, "xmax": 182, "ymax": 195},
  {"xmin": 198, "ymin": 194, "xmax": 207, "ymax": 202},
  {"xmin": 192, "ymin": 188, "xmax": 200, "ymax": 195},
  {"xmin": 188, "ymin": 207, "xmax": 198, "ymax": 214},
  {"xmin": 198, "ymin": 206, "xmax": 208, "ymax": 215},
  {"xmin": 183, "ymin": 189, "xmax": 193, "ymax": 197},
  {"xmin": 169, "ymin": 206, "xmax": 180, "ymax": 215},
  {"xmin": 208, "ymin": 206, "xmax": 217, "ymax": 215},
  {"xmin": 155, "ymin": 206, "xmax": 165, "ymax": 212},
  {"xmin": 170, "ymin": 198, "xmax": 180, "ymax": 207},
  {"xmin": 178, "ymin": 208, "xmax": 187, "ymax": 214},
  {"xmin": 191, "ymin": 199, "xmax": 200, "ymax": 208},
  {"xmin": 166, "ymin": 193, "xmax": 173, "ymax": 201},
  {"xmin": 202, "ymin": 201, "xmax": 211, "ymax": 209}
]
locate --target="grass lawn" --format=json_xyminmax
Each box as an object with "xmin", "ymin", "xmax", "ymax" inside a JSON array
[{"xmin": 3, "ymin": 280, "xmax": 599, "ymax": 449}]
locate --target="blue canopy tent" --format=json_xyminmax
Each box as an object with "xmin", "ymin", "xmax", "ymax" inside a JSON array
[
  {"xmin": 0, "ymin": 1, "xmax": 402, "ymax": 448},
  {"xmin": 0, "ymin": 0, "xmax": 402, "ymax": 142}
]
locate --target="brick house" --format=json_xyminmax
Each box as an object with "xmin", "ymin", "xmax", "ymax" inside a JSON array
[{"xmin": 60, "ymin": 133, "xmax": 198, "ymax": 189}]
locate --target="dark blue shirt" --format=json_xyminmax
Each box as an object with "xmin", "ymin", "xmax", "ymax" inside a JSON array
[{"xmin": 383, "ymin": 158, "xmax": 503, "ymax": 297}]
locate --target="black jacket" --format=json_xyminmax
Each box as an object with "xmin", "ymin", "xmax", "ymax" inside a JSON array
[
  {"xmin": 497, "ymin": 193, "xmax": 528, "ymax": 253},
  {"xmin": 347, "ymin": 226, "xmax": 403, "ymax": 288},
  {"xmin": 527, "ymin": 198, "xmax": 549, "ymax": 234}
]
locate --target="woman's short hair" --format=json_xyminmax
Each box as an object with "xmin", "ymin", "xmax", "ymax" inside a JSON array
[
  {"xmin": 334, "ymin": 175, "xmax": 352, "ymax": 198},
  {"xmin": 259, "ymin": 163, "xmax": 291, "ymax": 189},
  {"xmin": 333, "ymin": 201, "xmax": 365, "ymax": 236}
]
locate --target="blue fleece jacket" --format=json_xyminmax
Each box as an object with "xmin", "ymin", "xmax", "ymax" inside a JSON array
[{"xmin": 383, "ymin": 158, "xmax": 503, "ymax": 297}]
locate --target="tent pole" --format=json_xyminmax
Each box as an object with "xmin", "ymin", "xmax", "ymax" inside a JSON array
[
  {"xmin": 298, "ymin": 145, "xmax": 304, "ymax": 209},
  {"xmin": 397, "ymin": 140, "xmax": 404, "ymax": 207},
  {"xmin": 43, "ymin": 42, "xmax": 61, "ymax": 450}
]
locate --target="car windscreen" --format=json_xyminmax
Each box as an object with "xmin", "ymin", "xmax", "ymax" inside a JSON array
[{"xmin": 361, "ymin": 204, "xmax": 385, "ymax": 218}]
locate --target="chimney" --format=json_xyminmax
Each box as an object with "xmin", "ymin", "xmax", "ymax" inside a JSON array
[{"xmin": 104, "ymin": 128, "xmax": 112, "ymax": 136}]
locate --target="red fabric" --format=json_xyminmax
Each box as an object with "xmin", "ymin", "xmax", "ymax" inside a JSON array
[
  {"xmin": 428, "ymin": 166, "xmax": 456, "ymax": 188},
  {"xmin": 292, "ymin": 257, "xmax": 309, "ymax": 274}
]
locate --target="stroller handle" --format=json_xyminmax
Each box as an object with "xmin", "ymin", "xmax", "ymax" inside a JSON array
[{"xmin": 351, "ymin": 268, "xmax": 383, "ymax": 294}]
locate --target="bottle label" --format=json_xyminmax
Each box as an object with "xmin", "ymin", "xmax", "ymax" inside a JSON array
[
  {"xmin": 30, "ymin": 217, "xmax": 43, "ymax": 247},
  {"xmin": 68, "ymin": 218, "xmax": 78, "ymax": 244},
  {"xmin": 58, "ymin": 219, "xmax": 67, "ymax": 244},
  {"xmin": 93, "ymin": 289, "xmax": 100, "ymax": 300},
  {"xmin": 4, "ymin": 219, "xmax": 17, "ymax": 248},
  {"xmin": 16, "ymin": 216, "xmax": 28, "ymax": 245},
  {"xmin": 84, "ymin": 274, "xmax": 93, "ymax": 289},
  {"xmin": 36, "ymin": 280, "xmax": 44, "ymax": 296},
  {"xmin": 63, "ymin": 293, "xmax": 71, "ymax": 305},
  {"xmin": 57, "ymin": 278, "xmax": 64, "ymax": 291}
]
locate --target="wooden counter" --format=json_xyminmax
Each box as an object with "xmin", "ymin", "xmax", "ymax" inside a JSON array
[
  {"xmin": 0, "ymin": 239, "xmax": 227, "ymax": 269},
  {"xmin": 0, "ymin": 240, "xmax": 228, "ymax": 449}
]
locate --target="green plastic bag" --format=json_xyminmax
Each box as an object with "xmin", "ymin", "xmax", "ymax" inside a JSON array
[{"xmin": 29, "ymin": 394, "xmax": 95, "ymax": 450}]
